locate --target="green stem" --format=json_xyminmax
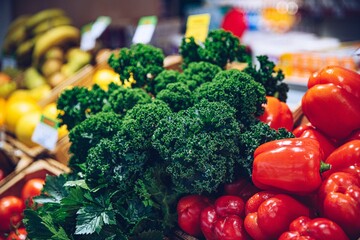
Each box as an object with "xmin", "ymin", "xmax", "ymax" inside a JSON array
[{"xmin": 320, "ymin": 161, "xmax": 331, "ymax": 173}]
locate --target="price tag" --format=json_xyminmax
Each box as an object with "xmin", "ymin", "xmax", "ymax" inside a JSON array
[
  {"xmin": 132, "ymin": 16, "xmax": 158, "ymax": 44},
  {"xmin": 31, "ymin": 115, "xmax": 59, "ymax": 151},
  {"xmin": 185, "ymin": 13, "xmax": 211, "ymax": 43},
  {"xmin": 80, "ymin": 16, "xmax": 111, "ymax": 51},
  {"xmin": 1, "ymin": 56, "xmax": 17, "ymax": 70}
]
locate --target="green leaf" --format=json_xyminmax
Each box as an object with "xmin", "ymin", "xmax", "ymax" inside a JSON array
[
  {"xmin": 23, "ymin": 209, "xmax": 71, "ymax": 240},
  {"xmin": 64, "ymin": 179, "xmax": 90, "ymax": 190},
  {"xmin": 75, "ymin": 203, "xmax": 116, "ymax": 235},
  {"xmin": 35, "ymin": 174, "xmax": 69, "ymax": 205}
]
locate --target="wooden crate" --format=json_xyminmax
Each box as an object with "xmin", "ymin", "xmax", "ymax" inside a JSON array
[{"xmin": 0, "ymin": 158, "xmax": 70, "ymax": 198}]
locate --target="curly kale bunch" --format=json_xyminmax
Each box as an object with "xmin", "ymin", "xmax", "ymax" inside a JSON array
[
  {"xmin": 150, "ymin": 69, "xmax": 181, "ymax": 95},
  {"xmin": 67, "ymin": 111, "xmax": 123, "ymax": 168},
  {"xmin": 105, "ymin": 86, "xmax": 152, "ymax": 115},
  {"xmin": 244, "ymin": 55, "xmax": 289, "ymax": 102},
  {"xmin": 108, "ymin": 43, "xmax": 165, "ymax": 88},
  {"xmin": 57, "ymin": 84, "xmax": 112, "ymax": 130},
  {"xmin": 178, "ymin": 61, "xmax": 222, "ymax": 91},
  {"xmin": 180, "ymin": 29, "xmax": 250, "ymax": 68},
  {"xmin": 195, "ymin": 69, "xmax": 266, "ymax": 126},
  {"xmin": 156, "ymin": 82, "xmax": 194, "ymax": 112},
  {"xmin": 85, "ymin": 100, "xmax": 172, "ymax": 190},
  {"xmin": 152, "ymin": 99, "xmax": 241, "ymax": 194}
]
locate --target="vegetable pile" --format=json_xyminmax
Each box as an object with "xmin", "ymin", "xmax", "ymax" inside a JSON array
[{"xmin": 20, "ymin": 29, "xmax": 360, "ymax": 240}]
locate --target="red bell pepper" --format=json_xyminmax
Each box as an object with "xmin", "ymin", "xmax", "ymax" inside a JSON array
[
  {"xmin": 200, "ymin": 195, "xmax": 249, "ymax": 240},
  {"xmin": 258, "ymin": 96, "xmax": 294, "ymax": 131},
  {"xmin": 252, "ymin": 138, "xmax": 330, "ymax": 195},
  {"xmin": 223, "ymin": 177, "xmax": 260, "ymax": 201},
  {"xmin": 177, "ymin": 195, "xmax": 211, "ymax": 237},
  {"xmin": 317, "ymin": 172, "xmax": 360, "ymax": 239},
  {"xmin": 244, "ymin": 192, "xmax": 310, "ymax": 239},
  {"xmin": 299, "ymin": 128, "xmax": 337, "ymax": 159},
  {"xmin": 302, "ymin": 65, "xmax": 360, "ymax": 140},
  {"xmin": 292, "ymin": 123, "xmax": 313, "ymax": 137},
  {"xmin": 279, "ymin": 216, "xmax": 349, "ymax": 240},
  {"xmin": 322, "ymin": 139, "xmax": 360, "ymax": 180}
]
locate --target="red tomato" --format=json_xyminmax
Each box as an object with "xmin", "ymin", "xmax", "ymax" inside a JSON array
[
  {"xmin": 0, "ymin": 169, "xmax": 5, "ymax": 182},
  {"xmin": 0, "ymin": 196, "xmax": 25, "ymax": 232},
  {"xmin": 21, "ymin": 178, "xmax": 45, "ymax": 205},
  {"xmin": 177, "ymin": 195, "xmax": 211, "ymax": 237},
  {"xmin": 6, "ymin": 228, "xmax": 27, "ymax": 240}
]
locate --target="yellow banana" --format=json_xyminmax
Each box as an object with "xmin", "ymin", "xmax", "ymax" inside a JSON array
[
  {"xmin": 32, "ymin": 25, "xmax": 80, "ymax": 65},
  {"xmin": 2, "ymin": 26, "xmax": 27, "ymax": 54},
  {"xmin": 16, "ymin": 37, "xmax": 38, "ymax": 59},
  {"xmin": 5, "ymin": 15, "xmax": 30, "ymax": 36},
  {"xmin": 26, "ymin": 8, "xmax": 65, "ymax": 31},
  {"xmin": 32, "ymin": 15, "xmax": 72, "ymax": 36}
]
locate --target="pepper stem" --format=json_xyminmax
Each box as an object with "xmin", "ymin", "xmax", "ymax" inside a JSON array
[{"xmin": 320, "ymin": 161, "xmax": 331, "ymax": 173}]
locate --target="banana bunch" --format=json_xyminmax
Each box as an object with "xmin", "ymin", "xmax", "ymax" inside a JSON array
[{"xmin": 2, "ymin": 8, "xmax": 79, "ymax": 68}]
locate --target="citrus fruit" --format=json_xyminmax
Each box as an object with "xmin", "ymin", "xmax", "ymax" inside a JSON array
[
  {"xmin": 5, "ymin": 99, "xmax": 41, "ymax": 133},
  {"xmin": 92, "ymin": 68, "xmax": 120, "ymax": 90},
  {"xmin": 15, "ymin": 111, "xmax": 41, "ymax": 147}
]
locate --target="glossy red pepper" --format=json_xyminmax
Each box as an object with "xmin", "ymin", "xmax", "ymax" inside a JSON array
[
  {"xmin": 302, "ymin": 65, "xmax": 360, "ymax": 140},
  {"xmin": 299, "ymin": 128, "xmax": 337, "ymax": 159},
  {"xmin": 223, "ymin": 177, "xmax": 260, "ymax": 201},
  {"xmin": 317, "ymin": 172, "xmax": 360, "ymax": 239},
  {"xmin": 200, "ymin": 195, "xmax": 249, "ymax": 240},
  {"xmin": 279, "ymin": 216, "xmax": 349, "ymax": 240},
  {"xmin": 258, "ymin": 96, "xmax": 294, "ymax": 131},
  {"xmin": 252, "ymin": 138, "xmax": 330, "ymax": 195},
  {"xmin": 244, "ymin": 192, "xmax": 310, "ymax": 239},
  {"xmin": 177, "ymin": 195, "xmax": 211, "ymax": 237},
  {"xmin": 322, "ymin": 139, "xmax": 360, "ymax": 180},
  {"xmin": 292, "ymin": 123, "xmax": 313, "ymax": 137}
]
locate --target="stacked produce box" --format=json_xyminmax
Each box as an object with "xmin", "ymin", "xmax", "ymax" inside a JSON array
[{"xmin": 1, "ymin": 10, "xmax": 360, "ymax": 240}]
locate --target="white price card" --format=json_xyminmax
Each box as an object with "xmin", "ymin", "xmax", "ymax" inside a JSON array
[
  {"xmin": 80, "ymin": 16, "xmax": 111, "ymax": 51},
  {"xmin": 1, "ymin": 56, "xmax": 17, "ymax": 70},
  {"xmin": 132, "ymin": 16, "xmax": 158, "ymax": 44},
  {"xmin": 32, "ymin": 115, "xmax": 59, "ymax": 151}
]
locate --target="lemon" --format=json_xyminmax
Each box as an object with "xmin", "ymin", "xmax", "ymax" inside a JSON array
[
  {"xmin": 92, "ymin": 68, "xmax": 120, "ymax": 90},
  {"xmin": 7, "ymin": 89, "xmax": 34, "ymax": 104},
  {"xmin": 0, "ymin": 98, "xmax": 6, "ymax": 126},
  {"xmin": 29, "ymin": 84, "xmax": 51, "ymax": 101},
  {"xmin": 42, "ymin": 102, "xmax": 68, "ymax": 139},
  {"xmin": 15, "ymin": 111, "xmax": 41, "ymax": 147},
  {"xmin": 5, "ymin": 99, "xmax": 41, "ymax": 133}
]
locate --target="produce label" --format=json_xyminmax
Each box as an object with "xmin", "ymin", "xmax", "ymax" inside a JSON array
[
  {"xmin": 80, "ymin": 16, "xmax": 111, "ymax": 51},
  {"xmin": 132, "ymin": 16, "xmax": 158, "ymax": 44},
  {"xmin": 185, "ymin": 13, "xmax": 211, "ymax": 42},
  {"xmin": 31, "ymin": 115, "xmax": 59, "ymax": 151}
]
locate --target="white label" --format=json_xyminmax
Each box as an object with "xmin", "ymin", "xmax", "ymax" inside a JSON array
[
  {"xmin": 31, "ymin": 116, "xmax": 59, "ymax": 151},
  {"xmin": 80, "ymin": 30, "xmax": 96, "ymax": 51},
  {"xmin": 132, "ymin": 16, "xmax": 157, "ymax": 44}
]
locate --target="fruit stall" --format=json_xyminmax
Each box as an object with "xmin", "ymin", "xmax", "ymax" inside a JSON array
[{"xmin": 1, "ymin": 4, "xmax": 360, "ymax": 240}]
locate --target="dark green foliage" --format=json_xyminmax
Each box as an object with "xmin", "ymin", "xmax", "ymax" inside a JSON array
[
  {"xmin": 239, "ymin": 121, "xmax": 295, "ymax": 177},
  {"xmin": 152, "ymin": 100, "xmax": 241, "ymax": 194},
  {"xmin": 195, "ymin": 69, "xmax": 266, "ymax": 125},
  {"xmin": 57, "ymin": 84, "xmax": 121, "ymax": 130},
  {"xmin": 108, "ymin": 43, "xmax": 165, "ymax": 88},
  {"xmin": 178, "ymin": 61, "xmax": 222, "ymax": 91},
  {"xmin": 156, "ymin": 82, "xmax": 193, "ymax": 112},
  {"xmin": 85, "ymin": 101, "xmax": 173, "ymax": 190},
  {"xmin": 179, "ymin": 29, "xmax": 250, "ymax": 69},
  {"xmin": 244, "ymin": 55, "xmax": 289, "ymax": 102},
  {"xmin": 150, "ymin": 70, "xmax": 180, "ymax": 95},
  {"xmin": 106, "ymin": 86, "xmax": 152, "ymax": 115},
  {"xmin": 68, "ymin": 111, "xmax": 123, "ymax": 167},
  {"xmin": 179, "ymin": 36, "xmax": 201, "ymax": 68}
]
